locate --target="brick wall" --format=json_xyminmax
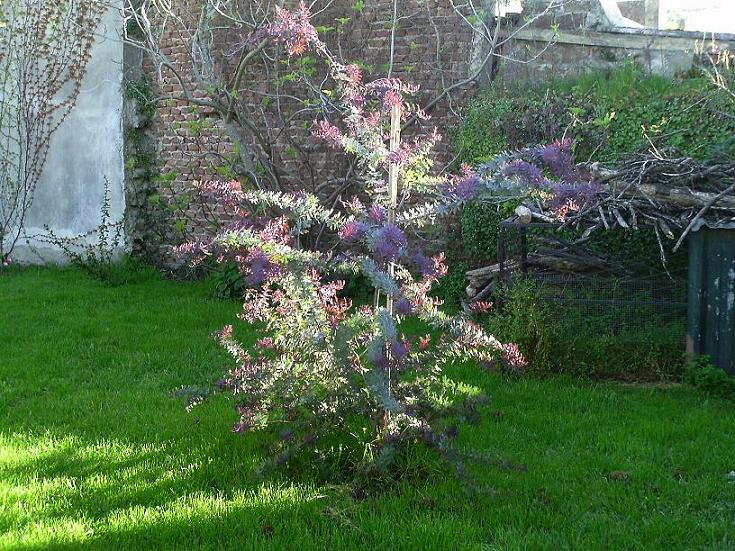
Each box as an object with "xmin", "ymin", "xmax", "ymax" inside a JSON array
[
  {"xmin": 144, "ymin": 1, "xmax": 480, "ymax": 172},
  {"xmin": 129, "ymin": 0, "xmax": 483, "ymax": 259}
]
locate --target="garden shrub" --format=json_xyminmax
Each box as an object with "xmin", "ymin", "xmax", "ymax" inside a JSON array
[
  {"xmin": 93, "ymin": 255, "xmax": 160, "ymax": 286},
  {"xmin": 484, "ymin": 281, "xmax": 557, "ymax": 373},
  {"xmin": 451, "ymin": 64, "xmax": 735, "ymax": 267},
  {"xmin": 684, "ymin": 356, "xmax": 735, "ymax": 400},
  {"xmin": 208, "ymin": 262, "xmax": 248, "ymax": 300},
  {"xmin": 484, "ymin": 279, "xmax": 686, "ymax": 379},
  {"xmin": 460, "ymin": 199, "xmax": 521, "ymax": 264},
  {"xmin": 571, "ymin": 66, "xmax": 735, "ymax": 163},
  {"xmin": 340, "ymin": 271, "xmax": 375, "ymax": 306},
  {"xmin": 454, "ymin": 64, "xmax": 735, "ymax": 167},
  {"xmin": 176, "ymin": 5, "xmax": 524, "ymax": 484},
  {"xmin": 431, "ymin": 260, "xmax": 469, "ymax": 311}
]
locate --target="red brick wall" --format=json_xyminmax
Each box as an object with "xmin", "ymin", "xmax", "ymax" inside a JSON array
[
  {"xmin": 133, "ymin": 0, "xmax": 726, "ymax": 259},
  {"xmin": 144, "ymin": 1, "xmax": 478, "ymax": 188},
  {"xmin": 132, "ymin": 1, "xmax": 483, "ymax": 258}
]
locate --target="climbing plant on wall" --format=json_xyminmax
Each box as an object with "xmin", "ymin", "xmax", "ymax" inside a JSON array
[{"xmin": 0, "ymin": 1, "xmax": 104, "ymax": 267}]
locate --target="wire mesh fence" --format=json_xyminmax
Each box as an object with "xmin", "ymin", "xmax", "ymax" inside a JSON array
[{"xmin": 497, "ymin": 221, "xmax": 688, "ymax": 333}]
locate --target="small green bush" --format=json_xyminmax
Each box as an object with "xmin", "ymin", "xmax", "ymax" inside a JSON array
[
  {"xmin": 684, "ymin": 356, "xmax": 735, "ymax": 399},
  {"xmin": 484, "ymin": 280, "xmax": 556, "ymax": 372},
  {"xmin": 431, "ymin": 260, "xmax": 469, "ymax": 311},
  {"xmin": 341, "ymin": 271, "xmax": 375, "ymax": 306},
  {"xmin": 99, "ymin": 256, "xmax": 161, "ymax": 286},
  {"xmin": 454, "ymin": 64, "xmax": 735, "ymax": 167},
  {"xmin": 460, "ymin": 199, "xmax": 521, "ymax": 265},
  {"xmin": 207, "ymin": 262, "xmax": 247, "ymax": 300}
]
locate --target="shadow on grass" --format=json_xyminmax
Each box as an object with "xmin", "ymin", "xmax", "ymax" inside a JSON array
[{"xmin": 1, "ymin": 422, "xmax": 333, "ymax": 550}]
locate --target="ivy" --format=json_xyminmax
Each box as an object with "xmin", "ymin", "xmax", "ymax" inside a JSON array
[
  {"xmin": 455, "ymin": 66, "xmax": 735, "ymax": 167},
  {"xmin": 450, "ymin": 66, "xmax": 735, "ymax": 267}
]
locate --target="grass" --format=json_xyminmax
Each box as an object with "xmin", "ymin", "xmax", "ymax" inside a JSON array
[{"xmin": 1, "ymin": 267, "xmax": 734, "ymax": 550}]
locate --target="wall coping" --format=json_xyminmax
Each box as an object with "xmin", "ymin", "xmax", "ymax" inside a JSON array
[{"xmin": 513, "ymin": 27, "xmax": 735, "ymax": 51}]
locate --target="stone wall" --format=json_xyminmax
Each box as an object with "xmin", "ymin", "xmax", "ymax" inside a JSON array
[
  {"xmin": 13, "ymin": 6, "xmax": 127, "ymax": 264},
  {"xmin": 496, "ymin": 0, "xmax": 735, "ymax": 81},
  {"xmin": 498, "ymin": 26, "xmax": 735, "ymax": 81}
]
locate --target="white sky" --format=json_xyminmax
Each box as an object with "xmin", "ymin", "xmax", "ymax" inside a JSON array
[{"xmin": 623, "ymin": 0, "xmax": 735, "ymax": 33}]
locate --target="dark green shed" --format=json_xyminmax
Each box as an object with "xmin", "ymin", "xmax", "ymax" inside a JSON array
[{"xmin": 688, "ymin": 227, "xmax": 735, "ymax": 375}]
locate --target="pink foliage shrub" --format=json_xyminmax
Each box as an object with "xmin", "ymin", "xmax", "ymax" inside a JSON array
[{"xmin": 179, "ymin": 3, "xmax": 524, "ymax": 478}]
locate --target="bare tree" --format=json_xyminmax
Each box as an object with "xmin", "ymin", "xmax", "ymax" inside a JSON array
[
  {"xmin": 119, "ymin": 1, "xmax": 565, "ymax": 187},
  {"xmin": 0, "ymin": 0, "xmax": 104, "ymax": 266},
  {"xmin": 110, "ymin": 0, "xmax": 579, "ymax": 260}
]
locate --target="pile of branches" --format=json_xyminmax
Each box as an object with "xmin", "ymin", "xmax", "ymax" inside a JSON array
[
  {"xmin": 463, "ymin": 147, "xmax": 735, "ymax": 304},
  {"xmin": 510, "ymin": 151, "xmax": 735, "ymax": 257}
]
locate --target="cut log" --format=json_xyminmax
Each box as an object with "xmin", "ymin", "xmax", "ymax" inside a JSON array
[
  {"xmin": 467, "ymin": 263, "xmax": 501, "ymax": 290},
  {"xmin": 468, "ymin": 278, "xmax": 490, "ymax": 289},
  {"xmin": 466, "ymin": 264, "xmax": 502, "ymax": 278},
  {"xmin": 608, "ymin": 182, "xmax": 735, "ymax": 210},
  {"xmin": 466, "ymin": 260, "xmax": 520, "ymax": 294},
  {"xmin": 515, "ymin": 205, "xmax": 533, "ymax": 225},
  {"xmin": 472, "ymin": 278, "xmax": 497, "ymax": 302},
  {"xmin": 527, "ymin": 252, "xmax": 615, "ymax": 273}
]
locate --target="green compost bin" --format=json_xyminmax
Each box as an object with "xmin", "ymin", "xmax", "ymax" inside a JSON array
[{"xmin": 688, "ymin": 226, "xmax": 735, "ymax": 375}]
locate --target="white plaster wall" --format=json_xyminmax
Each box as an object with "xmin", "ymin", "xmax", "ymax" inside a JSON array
[{"xmin": 12, "ymin": 6, "xmax": 126, "ymax": 264}]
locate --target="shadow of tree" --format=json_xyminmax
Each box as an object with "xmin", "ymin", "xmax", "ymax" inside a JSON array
[
  {"xmin": 0, "ymin": 271, "xmax": 348, "ymax": 548},
  {"xmin": 1, "ymin": 423, "xmax": 337, "ymax": 550}
]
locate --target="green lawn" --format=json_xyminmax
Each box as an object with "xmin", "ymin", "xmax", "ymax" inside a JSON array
[{"xmin": 1, "ymin": 268, "xmax": 734, "ymax": 550}]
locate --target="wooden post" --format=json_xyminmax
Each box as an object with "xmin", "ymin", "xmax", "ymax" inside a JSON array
[
  {"xmin": 375, "ymin": 104, "xmax": 403, "ymax": 313},
  {"xmin": 382, "ymin": 104, "xmax": 402, "ymax": 398},
  {"xmin": 386, "ymin": 104, "xmax": 402, "ymax": 315}
]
